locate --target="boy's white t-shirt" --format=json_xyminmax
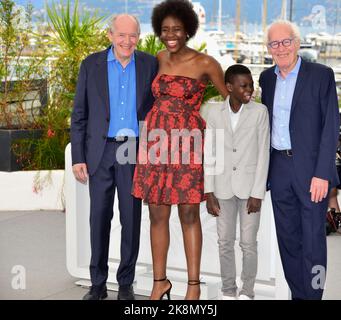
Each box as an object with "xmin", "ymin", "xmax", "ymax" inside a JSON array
[{"xmin": 229, "ymin": 103, "xmax": 244, "ymax": 132}]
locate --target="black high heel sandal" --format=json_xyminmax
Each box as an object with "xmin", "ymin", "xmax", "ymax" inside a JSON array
[{"xmin": 153, "ymin": 277, "xmax": 172, "ymax": 300}]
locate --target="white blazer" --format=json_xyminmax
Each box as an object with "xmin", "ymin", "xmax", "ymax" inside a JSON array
[{"xmin": 204, "ymin": 99, "xmax": 270, "ymax": 200}]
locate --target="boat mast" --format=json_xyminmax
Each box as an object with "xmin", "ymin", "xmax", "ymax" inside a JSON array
[
  {"xmin": 289, "ymin": 0, "xmax": 293, "ymax": 22},
  {"xmin": 262, "ymin": 0, "xmax": 267, "ymax": 64},
  {"xmin": 234, "ymin": 0, "xmax": 240, "ymax": 61},
  {"xmin": 218, "ymin": 0, "xmax": 222, "ymax": 31},
  {"xmin": 235, "ymin": 0, "xmax": 240, "ymax": 35},
  {"xmin": 281, "ymin": 0, "xmax": 287, "ymax": 20}
]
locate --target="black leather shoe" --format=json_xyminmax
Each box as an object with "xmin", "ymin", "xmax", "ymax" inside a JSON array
[
  {"xmin": 117, "ymin": 285, "xmax": 135, "ymax": 300},
  {"xmin": 82, "ymin": 286, "xmax": 108, "ymax": 300}
]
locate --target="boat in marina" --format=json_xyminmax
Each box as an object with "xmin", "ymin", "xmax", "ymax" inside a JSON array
[
  {"xmin": 190, "ymin": 0, "xmax": 273, "ymax": 68},
  {"xmin": 190, "ymin": 0, "xmax": 340, "ymax": 68}
]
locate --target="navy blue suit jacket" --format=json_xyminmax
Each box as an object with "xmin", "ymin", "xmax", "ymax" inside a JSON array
[
  {"xmin": 259, "ymin": 58, "xmax": 339, "ymax": 190},
  {"xmin": 71, "ymin": 48, "xmax": 158, "ymax": 175}
]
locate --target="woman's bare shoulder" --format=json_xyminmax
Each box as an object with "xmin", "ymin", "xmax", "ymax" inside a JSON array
[{"xmin": 195, "ymin": 52, "xmax": 219, "ymax": 67}]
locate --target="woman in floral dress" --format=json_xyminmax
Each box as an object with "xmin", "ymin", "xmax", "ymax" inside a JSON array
[{"xmin": 132, "ymin": 0, "xmax": 227, "ymax": 300}]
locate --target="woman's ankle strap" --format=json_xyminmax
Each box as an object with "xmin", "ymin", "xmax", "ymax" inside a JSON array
[
  {"xmin": 187, "ymin": 279, "xmax": 201, "ymax": 285},
  {"xmin": 154, "ymin": 277, "xmax": 167, "ymax": 282}
]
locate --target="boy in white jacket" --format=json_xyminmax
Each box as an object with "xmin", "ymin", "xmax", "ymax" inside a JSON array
[{"xmin": 204, "ymin": 64, "xmax": 270, "ymax": 300}]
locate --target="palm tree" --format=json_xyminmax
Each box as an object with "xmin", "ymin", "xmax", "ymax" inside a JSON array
[
  {"xmin": 46, "ymin": 0, "xmax": 108, "ymax": 97},
  {"xmin": 46, "ymin": 0, "xmax": 105, "ymax": 52},
  {"xmin": 137, "ymin": 34, "xmax": 165, "ymax": 56}
]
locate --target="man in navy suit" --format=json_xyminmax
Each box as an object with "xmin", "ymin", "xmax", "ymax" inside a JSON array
[
  {"xmin": 71, "ymin": 14, "xmax": 158, "ymax": 300},
  {"xmin": 259, "ymin": 20, "xmax": 339, "ymax": 300}
]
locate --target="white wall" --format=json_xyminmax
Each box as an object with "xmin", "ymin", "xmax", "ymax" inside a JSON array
[{"xmin": 0, "ymin": 170, "xmax": 65, "ymax": 211}]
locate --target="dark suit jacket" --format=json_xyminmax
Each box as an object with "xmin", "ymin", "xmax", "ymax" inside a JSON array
[
  {"xmin": 259, "ymin": 58, "xmax": 339, "ymax": 190},
  {"xmin": 71, "ymin": 48, "xmax": 158, "ymax": 175}
]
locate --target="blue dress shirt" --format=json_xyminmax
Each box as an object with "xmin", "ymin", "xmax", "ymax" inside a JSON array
[
  {"xmin": 107, "ymin": 47, "xmax": 138, "ymax": 137},
  {"xmin": 272, "ymin": 56, "xmax": 302, "ymax": 150}
]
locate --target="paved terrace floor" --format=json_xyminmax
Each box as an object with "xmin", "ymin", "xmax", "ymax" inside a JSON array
[{"xmin": 0, "ymin": 210, "xmax": 340, "ymax": 300}]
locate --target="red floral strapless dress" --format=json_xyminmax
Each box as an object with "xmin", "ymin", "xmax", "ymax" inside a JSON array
[{"xmin": 132, "ymin": 74, "xmax": 207, "ymax": 204}]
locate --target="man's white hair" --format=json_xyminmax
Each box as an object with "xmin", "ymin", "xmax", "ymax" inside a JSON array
[
  {"xmin": 266, "ymin": 20, "xmax": 301, "ymax": 42},
  {"xmin": 108, "ymin": 14, "xmax": 141, "ymax": 35}
]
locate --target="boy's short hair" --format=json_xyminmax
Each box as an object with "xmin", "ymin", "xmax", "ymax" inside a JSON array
[{"xmin": 225, "ymin": 64, "xmax": 252, "ymax": 84}]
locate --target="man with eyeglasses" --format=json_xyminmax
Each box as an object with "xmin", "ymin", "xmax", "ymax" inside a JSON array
[
  {"xmin": 259, "ymin": 20, "xmax": 339, "ymax": 300},
  {"xmin": 71, "ymin": 14, "xmax": 158, "ymax": 300}
]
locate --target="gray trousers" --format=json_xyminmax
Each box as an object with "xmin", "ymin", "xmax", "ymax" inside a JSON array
[{"xmin": 217, "ymin": 196, "xmax": 260, "ymax": 298}]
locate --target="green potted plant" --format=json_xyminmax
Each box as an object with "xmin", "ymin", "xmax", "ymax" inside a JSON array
[
  {"xmin": 9, "ymin": 0, "xmax": 108, "ymax": 172},
  {"xmin": 0, "ymin": 0, "xmax": 49, "ymax": 171}
]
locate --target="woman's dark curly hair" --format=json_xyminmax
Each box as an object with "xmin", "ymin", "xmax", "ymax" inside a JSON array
[{"xmin": 152, "ymin": 0, "xmax": 199, "ymax": 39}]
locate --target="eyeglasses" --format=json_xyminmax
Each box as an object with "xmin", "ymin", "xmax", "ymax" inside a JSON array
[{"xmin": 267, "ymin": 38, "xmax": 295, "ymax": 49}]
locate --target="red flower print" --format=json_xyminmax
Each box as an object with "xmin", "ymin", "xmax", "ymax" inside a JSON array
[{"xmin": 131, "ymin": 74, "xmax": 206, "ymax": 204}]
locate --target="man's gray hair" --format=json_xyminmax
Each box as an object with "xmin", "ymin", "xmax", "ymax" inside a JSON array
[
  {"xmin": 108, "ymin": 14, "xmax": 141, "ymax": 34},
  {"xmin": 266, "ymin": 20, "xmax": 301, "ymax": 42}
]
